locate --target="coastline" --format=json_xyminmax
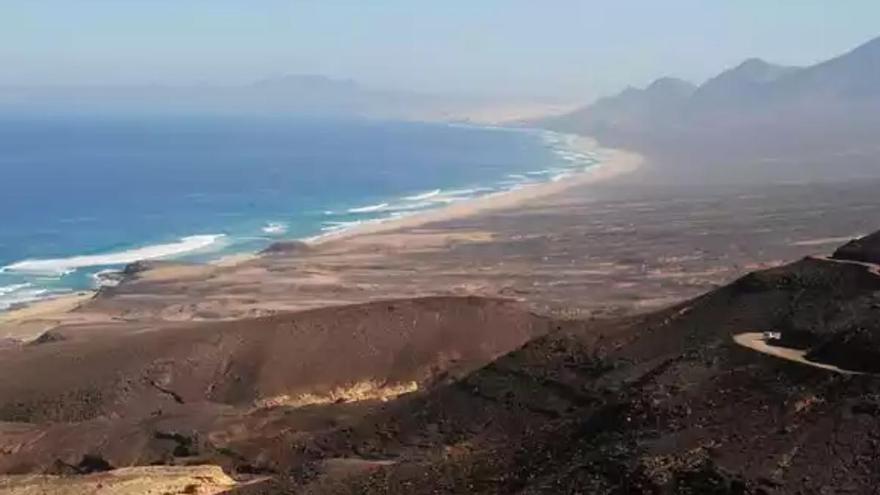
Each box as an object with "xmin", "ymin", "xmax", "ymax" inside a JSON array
[
  {"xmin": 0, "ymin": 134, "xmax": 643, "ymax": 341},
  {"xmin": 0, "ymin": 127, "xmax": 606, "ymax": 302},
  {"xmin": 94, "ymin": 135, "xmax": 642, "ymax": 279},
  {"xmin": 306, "ymin": 136, "xmax": 643, "ymax": 246},
  {"xmin": 3, "ymin": 139, "xmax": 877, "ymax": 346}
]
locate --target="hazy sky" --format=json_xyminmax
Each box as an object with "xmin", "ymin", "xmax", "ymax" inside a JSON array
[{"xmin": 4, "ymin": 1, "xmax": 879, "ymax": 101}]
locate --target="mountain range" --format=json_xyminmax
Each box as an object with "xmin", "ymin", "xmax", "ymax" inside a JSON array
[
  {"xmin": 543, "ymin": 35, "xmax": 880, "ymax": 139},
  {"xmin": 537, "ymin": 35, "xmax": 880, "ymax": 184}
]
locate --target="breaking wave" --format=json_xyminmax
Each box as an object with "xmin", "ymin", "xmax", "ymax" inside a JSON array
[
  {"xmin": 262, "ymin": 222, "xmax": 288, "ymax": 235},
  {"xmin": 347, "ymin": 202, "xmax": 390, "ymax": 213},
  {"xmin": 0, "ymin": 234, "xmax": 225, "ymax": 276},
  {"xmin": 404, "ymin": 189, "xmax": 441, "ymax": 201}
]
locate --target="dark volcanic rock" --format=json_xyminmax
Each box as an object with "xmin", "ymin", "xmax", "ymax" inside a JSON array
[
  {"xmin": 29, "ymin": 329, "xmax": 66, "ymax": 346},
  {"xmin": 154, "ymin": 430, "xmax": 199, "ymax": 457},
  {"xmin": 120, "ymin": 260, "xmax": 197, "ymax": 277},
  {"xmin": 260, "ymin": 240, "xmax": 312, "ymax": 255},
  {"xmin": 121, "ymin": 260, "xmax": 156, "ymax": 276},
  {"xmin": 75, "ymin": 454, "xmax": 114, "ymax": 474},
  {"xmin": 50, "ymin": 454, "xmax": 114, "ymax": 475},
  {"xmin": 269, "ymin": 234, "xmax": 880, "ymax": 494},
  {"xmin": 806, "ymin": 323, "xmax": 880, "ymax": 374},
  {"xmin": 832, "ymin": 231, "xmax": 880, "ymax": 264},
  {"xmin": 94, "ymin": 260, "xmax": 198, "ymax": 292}
]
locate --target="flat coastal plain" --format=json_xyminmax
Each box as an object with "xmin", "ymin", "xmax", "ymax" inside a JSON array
[{"xmin": 3, "ymin": 140, "xmax": 879, "ymax": 342}]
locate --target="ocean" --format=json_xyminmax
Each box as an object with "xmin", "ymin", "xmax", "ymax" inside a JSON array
[{"xmin": 0, "ymin": 114, "xmax": 597, "ymax": 310}]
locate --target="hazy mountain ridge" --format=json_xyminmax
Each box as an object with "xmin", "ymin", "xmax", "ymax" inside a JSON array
[
  {"xmin": 0, "ymin": 74, "xmax": 530, "ymax": 121},
  {"xmin": 543, "ymin": 35, "xmax": 880, "ymax": 137},
  {"xmin": 554, "ymin": 77, "xmax": 695, "ymax": 134},
  {"xmin": 775, "ymin": 35, "xmax": 880, "ymax": 100},
  {"xmin": 687, "ymin": 58, "xmax": 798, "ymax": 110}
]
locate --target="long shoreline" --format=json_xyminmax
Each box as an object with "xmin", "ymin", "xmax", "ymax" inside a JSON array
[
  {"xmin": 0, "ymin": 134, "xmax": 643, "ymax": 339},
  {"xmin": 306, "ymin": 136, "xmax": 643, "ymax": 246},
  {"xmin": 123, "ymin": 135, "xmax": 642, "ymax": 263}
]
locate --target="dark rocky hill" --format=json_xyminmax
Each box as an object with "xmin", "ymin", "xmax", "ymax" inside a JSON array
[{"xmin": 2, "ymin": 233, "xmax": 880, "ymax": 493}]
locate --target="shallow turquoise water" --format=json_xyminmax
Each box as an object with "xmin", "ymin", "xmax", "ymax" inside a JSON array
[{"xmin": 0, "ymin": 114, "xmax": 595, "ymax": 309}]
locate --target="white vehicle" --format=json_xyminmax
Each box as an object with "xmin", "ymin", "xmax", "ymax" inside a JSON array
[{"xmin": 763, "ymin": 331, "xmax": 782, "ymax": 341}]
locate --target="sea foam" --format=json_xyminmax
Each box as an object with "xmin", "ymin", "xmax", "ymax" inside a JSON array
[
  {"xmin": 0, "ymin": 283, "xmax": 31, "ymax": 296},
  {"xmin": 0, "ymin": 234, "xmax": 225, "ymax": 276},
  {"xmin": 0, "ymin": 286, "xmax": 57, "ymax": 311},
  {"xmin": 404, "ymin": 189, "xmax": 441, "ymax": 201},
  {"xmin": 347, "ymin": 203, "xmax": 390, "ymax": 214},
  {"xmin": 262, "ymin": 222, "xmax": 288, "ymax": 235}
]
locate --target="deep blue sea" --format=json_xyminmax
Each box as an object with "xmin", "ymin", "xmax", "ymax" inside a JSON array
[{"xmin": 0, "ymin": 114, "xmax": 596, "ymax": 310}]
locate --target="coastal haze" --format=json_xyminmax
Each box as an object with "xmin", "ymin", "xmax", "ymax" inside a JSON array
[
  {"xmin": 541, "ymin": 35, "xmax": 880, "ymax": 183},
  {"xmin": 2, "ymin": 3, "xmax": 880, "ymax": 494}
]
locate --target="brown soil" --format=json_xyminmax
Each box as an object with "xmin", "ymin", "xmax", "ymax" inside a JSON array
[
  {"xmin": 235, "ymin": 234, "xmax": 880, "ymax": 494},
  {"xmin": 0, "ymin": 296, "xmax": 557, "ymax": 476},
  {"xmin": 3, "ymin": 184, "xmax": 880, "ymax": 493}
]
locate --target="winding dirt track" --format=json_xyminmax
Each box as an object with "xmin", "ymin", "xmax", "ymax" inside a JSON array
[
  {"xmin": 732, "ymin": 254, "xmax": 880, "ymax": 374},
  {"xmin": 732, "ymin": 332, "xmax": 864, "ymax": 375}
]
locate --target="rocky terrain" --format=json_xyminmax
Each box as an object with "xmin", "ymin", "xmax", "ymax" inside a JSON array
[
  {"xmin": 231, "ymin": 231, "xmax": 880, "ymax": 494},
  {"xmin": 0, "ymin": 230, "xmax": 879, "ymax": 493}
]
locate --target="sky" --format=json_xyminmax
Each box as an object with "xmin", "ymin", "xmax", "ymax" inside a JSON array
[{"xmin": 3, "ymin": 1, "xmax": 879, "ymax": 102}]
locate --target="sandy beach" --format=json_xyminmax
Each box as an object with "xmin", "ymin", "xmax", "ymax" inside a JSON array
[
  {"xmin": 0, "ymin": 136, "xmax": 640, "ymax": 341},
  {"xmin": 3, "ymin": 135, "xmax": 880, "ymax": 347},
  {"xmin": 307, "ymin": 136, "xmax": 642, "ymax": 245}
]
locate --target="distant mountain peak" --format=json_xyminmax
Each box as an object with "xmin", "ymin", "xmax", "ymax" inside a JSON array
[
  {"xmin": 645, "ymin": 77, "xmax": 696, "ymax": 96},
  {"xmin": 616, "ymin": 86, "xmax": 641, "ymax": 98},
  {"xmin": 685, "ymin": 57, "xmax": 798, "ymax": 109},
  {"xmin": 779, "ymin": 33, "xmax": 880, "ymax": 98},
  {"xmin": 526, "ymin": 35, "xmax": 880, "ymax": 137},
  {"xmin": 849, "ymin": 34, "xmax": 880, "ymax": 56},
  {"xmin": 736, "ymin": 57, "xmax": 776, "ymax": 70},
  {"xmin": 705, "ymin": 57, "xmax": 797, "ymax": 87}
]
